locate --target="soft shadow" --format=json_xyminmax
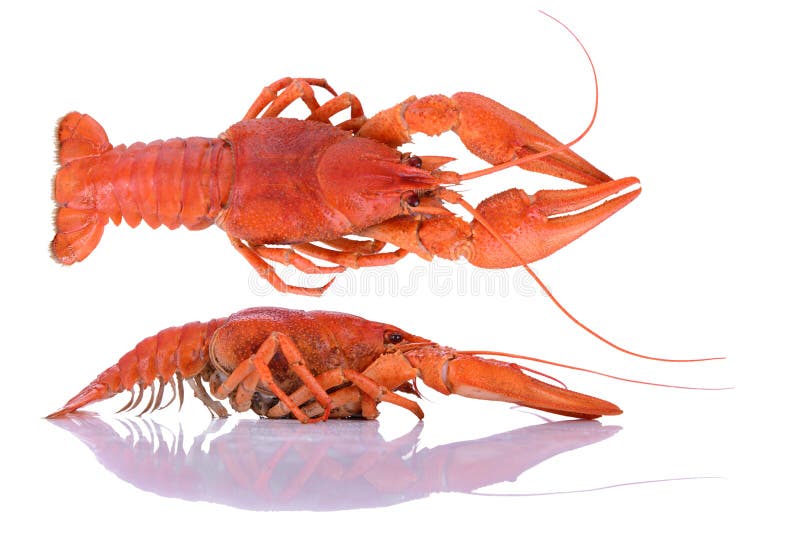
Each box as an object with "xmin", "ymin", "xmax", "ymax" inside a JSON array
[{"xmin": 48, "ymin": 415, "xmax": 620, "ymax": 511}]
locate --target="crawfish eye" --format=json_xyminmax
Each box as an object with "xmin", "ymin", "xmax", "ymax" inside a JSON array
[
  {"xmin": 407, "ymin": 155, "xmax": 423, "ymax": 168},
  {"xmin": 402, "ymin": 191, "xmax": 420, "ymax": 207},
  {"xmin": 386, "ymin": 332, "xmax": 403, "ymax": 344}
]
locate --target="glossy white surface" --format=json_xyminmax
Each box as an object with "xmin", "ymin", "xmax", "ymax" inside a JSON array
[
  {"xmin": 2, "ymin": 1, "xmax": 794, "ymax": 532},
  {"xmin": 47, "ymin": 415, "xmax": 624, "ymax": 511}
]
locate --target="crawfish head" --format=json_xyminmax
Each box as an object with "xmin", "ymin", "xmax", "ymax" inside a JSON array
[{"xmin": 314, "ymin": 134, "xmax": 448, "ymax": 228}]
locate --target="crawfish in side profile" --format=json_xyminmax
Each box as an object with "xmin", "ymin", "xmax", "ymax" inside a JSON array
[
  {"xmin": 51, "ymin": 76, "xmax": 639, "ymax": 296},
  {"xmin": 47, "ymin": 307, "xmax": 621, "ymax": 421}
]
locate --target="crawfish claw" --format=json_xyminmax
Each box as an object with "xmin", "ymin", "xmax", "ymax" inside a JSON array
[
  {"xmin": 468, "ymin": 177, "xmax": 641, "ymax": 268},
  {"xmin": 357, "ymin": 92, "xmax": 613, "ymax": 186},
  {"xmin": 404, "ymin": 346, "xmax": 621, "ymax": 419}
]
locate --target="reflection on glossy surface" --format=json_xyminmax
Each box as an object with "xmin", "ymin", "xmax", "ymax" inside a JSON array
[{"xmin": 49, "ymin": 415, "xmax": 620, "ymax": 511}]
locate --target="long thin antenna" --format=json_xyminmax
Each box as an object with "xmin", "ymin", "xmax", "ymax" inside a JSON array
[
  {"xmin": 453, "ymin": 194, "xmax": 722, "ymax": 362},
  {"xmin": 460, "ymin": 351, "xmax": 732, "ymax": 390},
  {"xmin": 447, "ymin": 12, "xmax": 723, "ymax": 363}
]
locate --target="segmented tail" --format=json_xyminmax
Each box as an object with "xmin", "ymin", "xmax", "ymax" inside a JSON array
[
  {"xmin": 46, "ymin": 318, "xmax": 226, "ymax": 418},
  {"xmin": 51, "ymin": 112, "xmax": 233, "ymax": 265},
  {"xmin": 52, "ymin": 112, "xmax": 112, "ymax": 264}
]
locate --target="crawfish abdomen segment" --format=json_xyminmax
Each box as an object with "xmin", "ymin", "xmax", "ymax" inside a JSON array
[
  {"xmin": 54, "ymin": 136, "xmax": 232, "ymax": 230},
  {"xmin": 45, "ymin": 318, "xmax": 227, "ymax": 418},
  {"xmin": 52, "ymin": 112, "xmax": 234, "ymax": 264},
  {"xmin": 111, "ymin": 319, "xmax": 226, "ymax": 391}
]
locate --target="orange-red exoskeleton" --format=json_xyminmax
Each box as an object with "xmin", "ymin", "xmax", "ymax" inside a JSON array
[
  {"xmin": 51, "ymin": 77, "xmax": 640, "ymax": 295},
  {"xmin": 47, "ymin": 307, "xmax": 622, "ymax": 421}
]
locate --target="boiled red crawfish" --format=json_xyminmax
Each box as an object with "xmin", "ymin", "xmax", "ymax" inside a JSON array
[
  {"xmin": 51, "ymin": 75, "xmax": 640, "ymax": 297},
  {"xmin": 47, "ymin": 307, "xmax": 623, "ymax": 421}
]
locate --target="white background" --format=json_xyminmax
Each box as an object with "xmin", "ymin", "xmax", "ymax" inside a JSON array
[{"xmin": 2, "ymin": 0, "xmax": 796, "ymax": 531}]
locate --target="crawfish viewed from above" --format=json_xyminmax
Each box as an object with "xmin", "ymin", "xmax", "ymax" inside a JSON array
[
  {"xmin": 51, "ymin": 76, "xmax": 640, "ymax": 297},
  {"xmin": 50, "ymin": 11, "xmax": 634, "ymax": 292},
  {"xmin": 47, "ymin": 307, "xmax": 627, "ymax": 422},
  {"xmin": 50, "ymin": 16, "xmax": 640, "ymax": 300}
]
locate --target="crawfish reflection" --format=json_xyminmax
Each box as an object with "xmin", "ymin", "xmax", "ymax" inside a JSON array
[{"xmin": 48, "ymin": 416, "xmax": 619, "ymax": 511}]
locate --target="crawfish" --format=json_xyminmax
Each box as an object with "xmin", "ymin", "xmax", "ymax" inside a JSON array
[
  {"xmin": 47, "ymin": 307, "xmax": 621, "ymax": 421},
  {"xmin": 51, "ymin": 76, "xmax": 639, "ymax": 296}
]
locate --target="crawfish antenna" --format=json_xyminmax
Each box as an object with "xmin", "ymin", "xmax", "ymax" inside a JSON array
[
  {"xmin": 454, "ymin": 12, "xmax": 722, "ymax": 363},
  {"xmin": 454, "ymin": 193, "xmax": 721, "ymax": 363},
  {"xmin": 461, "ymin": 351, "xmax": 732, "ymax": 390}
]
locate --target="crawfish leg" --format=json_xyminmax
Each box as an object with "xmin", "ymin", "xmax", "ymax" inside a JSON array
[
  {"xmin": 252, "ymin": 245, "xmax": 345, "ymax": 275},
  {"xmin": 268, "ymin": 353, "xmax": 423, "ymax": 420},
  {"xmin": 267, "ymin": 369, "xmax": 351, "ymax": 418},
  {"xmin": 228, "ymin": 236, "xmax": 336, "ymax": 296},
  {"xmin": 321, "ymin": 237, "xmax": 386, "ymax": 254},
  {"xmin": 243, "ymin": 77, "xmax": 337, "ymax": 120},
  {"xmin": 306, "ymin": 92, "xmax": 366, "ymax": 132},
  {"xmin": 292, "ymin": 243, "xmax": 409, "ymax": 269},
  {"xmin": 330, "ymin": 372, "xmax": 424, "ymax": 419},
  {"xmin": 212, "ymin": 332, "xmax": 333, "ymax": 423},
  {"xmin": 187, "ymin": 375, "xmax": 229, "ymax": 418},
  {"xmin": 268, "ymin": 370, "xmax": 422, "ymax": 420}
]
